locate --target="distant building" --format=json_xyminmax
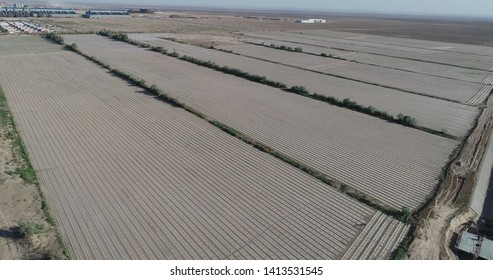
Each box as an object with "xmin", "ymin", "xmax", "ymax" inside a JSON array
[
  {"xmin": 30, "ymin": 8, "xmax": 77, "ymax": 18},
  {"xmin": 0, "ymin": 5, "xmax": 77, "ymax": 17},
  {"xmin": 83, "ymin": 9, "xmax": 130, "ymax": 19},
  {"xmin": 296, "ymin": 18, "xmax": 327, "ymax": 24}
]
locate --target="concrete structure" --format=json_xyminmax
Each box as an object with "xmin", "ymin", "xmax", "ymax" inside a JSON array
[
  {"xmin": 456, "ymin": 231, "xmax": 493, "ymax": 259},
  {"xmin": 83, "ymin": 9, "xmax": 130, "ymax": 19},
  {"xmin": 296, "ymin": 18, "xmax": 327, "ymax": 24}
]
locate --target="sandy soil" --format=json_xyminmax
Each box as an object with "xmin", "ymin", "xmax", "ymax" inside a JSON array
[
  {"xmin": 408, "ymin": 93, "xmax": 493, "ymax": 259},
  {"xmin": 0, "ymin": 124, "xmax": 63, "ymax": 259}
]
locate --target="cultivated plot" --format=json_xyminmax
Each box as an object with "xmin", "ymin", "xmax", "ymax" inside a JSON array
[
  {"xmin": 65, "ymin": 35, "xmax": 459, "ymax": 210},
  {"xmin": 299, "ymin": 29, "xmax": 493, "ymax": 57},
  {"xmin": 242, "ymin": 38, "xmax": 491, "ymax": 84},
  {"xmin": 126, "ymin": 33, "xmax": 479, "ymax": 138},
  {"xmin": 221, "ymin": 43, "xmax": 485, "ymax": 103},
  {"xmin": 244, "ymin": 31, "xmax": 493, "ymax": 71},
  {"xmin": 0, "ymin": 36, "xmax": 409, "ymax": 260}
]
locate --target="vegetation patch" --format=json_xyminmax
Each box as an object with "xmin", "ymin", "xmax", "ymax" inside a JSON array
[
  {"xmin": 264, "ymin": 43, "xmax": 303, "ymax": 52},
  {"xmin": 97, "ymin": 29, "xmax": 129, "ymax": 42},
  {"xmin": 287, "ymin": 85, "xmax": 457, "ymax": 139},
  {"xmin": 18, "ymin": 221, "xmax": 45, "ymax": 237},
  {"xmin": 392, "ymin": 236, "xmax": 411, "ymax": 259},
  {"xmin": 0, "ymin": 86, "xmax": 70, "ymax": 259},
  {"xmin": 44, "ymin": 32, "xmax": 64, "ymax": 44}
]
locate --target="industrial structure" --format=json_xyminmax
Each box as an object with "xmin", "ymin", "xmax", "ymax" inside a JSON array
[
  {"xmin": 83, "ymin": 9, "xmax": 130, "ymax": 19},
  {"xmin": 295, "ymin": 18, "xmax": 327, "ymax": 24},
  {"xmin": 456, "ymin": 231, "xmax": 493, "ymax": 260},
  {"xmin": 0, "ymin": 3, "xmax": 77, "ymax": 17}
]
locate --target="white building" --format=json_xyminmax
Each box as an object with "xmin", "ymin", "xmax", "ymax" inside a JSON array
[{"xmin": 296, "ymin": 18, "xmax": 327, "ymax": 24}]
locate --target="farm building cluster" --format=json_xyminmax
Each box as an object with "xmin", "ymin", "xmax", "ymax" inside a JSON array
[{"xmin": 0, "ymin": 3, "xmax": 131, "ymax": 18}]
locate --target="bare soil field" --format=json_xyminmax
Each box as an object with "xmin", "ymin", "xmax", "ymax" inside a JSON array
[
  {"xmin": 244, "ymin": 31, "xmax": 493, "ymax": 71},
  {"xmin": 31, "ymin": 16, "xmax": 219, "ymax": 34},
  {"xmin": 127, "ymin": 33, "xmax": 479, "ymax": 138},
  {"xmin": 65, "ymin": 34, "xmax": 459, "ymax": 210},
  {"xmin": 0, "ymin": 35, "xmax": 409, "ymax": 259},
  {"xmin": 251, "ymin": 38, "xmax": 493, "ymax": 84},
  {"xmin": 137, "ymin": 13, "xmax": 493, "ymax": 47},
  {"xmin": 221, "ymin": 43, "xmax": 484, "ymax": 103},
  {"xmin": 0, "ymin": 92, "xmax": 64, "ymax": 260},
  {"xmin": 317, "ymin": 17, "xmax": 493, "ymax": 47}
]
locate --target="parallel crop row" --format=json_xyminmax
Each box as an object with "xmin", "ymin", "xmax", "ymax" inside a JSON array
[
  {"xmin": 220, "ymin": 43, "xmax": 484, "ymax": 104},
  {"xmin": 0, "ymin": 35, "xmax": 403, "ymax": 260},
  {"xmin": 63, "ymin": 34, "xmax": 459, "ymax": 210},
  {"xmin": 123, "ymin": 33, "xmax": 479, "ymax": 138}
]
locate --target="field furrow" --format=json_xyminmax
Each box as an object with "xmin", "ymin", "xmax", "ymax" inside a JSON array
[
  {"xmin": 239, "ymin": 38, "xmax": 491, "ymax": 84},
  {"xmin": 125, "ymin": 34, "xmax": 479, "ymax": 138},
  {"xmin": 244, "ymin": 31, "xmax": 493, "ymax": 71},
  {"xmin": 341, "ymin": 212, "xmax": 410, "ymax": 260},
  {"xmin": 1, "ymin": 35, "xmax": 406, "ymax": 260},
  {"xmin": 63, "ymin": 35, "xmax": 459, "ymax": 210},
  {"xmin": 220, "ymin": 43, "xmax": 484, "ymax": 103},
  {"xmin": 467, "ymin": 85, "xmax": 493, "ymax": 105}
]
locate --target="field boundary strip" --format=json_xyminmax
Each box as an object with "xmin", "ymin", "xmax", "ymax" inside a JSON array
[
  {"xmin": 42, "ymin": 33, "xmax": 417, "ymax": 223},
  {"xmin": 216, "ymin": 44, "xmax": 466, "ymax": 104},
  {"xmin": 242, "ymin": 33, "xmax": 491, "ymax": 72},
  {"xmin": 0, "ymin": 86, "xmax": 71, "ymax": 259},
  {"xmin": 248, "ymin": 41, "xmax": 489, "ymax": 86},
  {"xmin": 92, "ymin": 32, "xmax": 460, "ymax": 140}
]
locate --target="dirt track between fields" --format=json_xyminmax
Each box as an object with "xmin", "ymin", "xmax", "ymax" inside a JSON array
[{"xmin": 408, "ymin": 92, "xmax": 493, "ymax": 259}]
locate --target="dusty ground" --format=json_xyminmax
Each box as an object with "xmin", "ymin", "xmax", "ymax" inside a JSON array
[
  {"xmin": 0, "ymin": 118, "xmax": 63, "ymax": 259},
  {"xmin": 324, "ymin": 17, "xmax": 493, "ymax": 47},
  {"xmin": 26, "ymin": 12, "xmax": 493, "ymax": 46},
  {"xmin": 408, "ymin": 93, "xmax": 493, "ymax": 259}
]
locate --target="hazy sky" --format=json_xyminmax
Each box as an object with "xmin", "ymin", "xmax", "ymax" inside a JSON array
[{"xmin": 61, "ymin": 0, "xmax": 492, "ymax": 17}]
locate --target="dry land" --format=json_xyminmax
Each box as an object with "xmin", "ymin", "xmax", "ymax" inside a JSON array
[
  {"xmin": 127, "ymin": 33, "xmax": 479, "ymax": 138},
  {"xmin": 220, "ymin": 43, "xmax": 485, "ymax": 103},
  {"xmin": 2, "ymin": 13, "xmax": 493, "ymax": 260},
  {"xmin": 243, "ymin": 31, "xmax": 493, "ymax": 71},
  {"xmin": 64, "ymin": 34, "xmax": 458, "ymax": 210},
  {"xmin": 0, "ymin": 35, "xmax": 409, "ymax": 259}
]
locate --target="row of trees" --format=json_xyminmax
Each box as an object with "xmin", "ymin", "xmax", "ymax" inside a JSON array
[
  {"xmin": 97, "ymin": 29, "xmax": 129, "ymax": 42},
  {"xmin": 267, "ymin": 43, "xmax": 303, "ymax": 52},
  {"xmin": 91, "ymin": 31, "xmax": 441, "ymax": 136},
  {"xmin": 45, "ymin": 32, "xmax": 64, "ymax": 44},
  {"xmin": 288, "ymin": 85, "xmax": 417, "ymax": 127}
]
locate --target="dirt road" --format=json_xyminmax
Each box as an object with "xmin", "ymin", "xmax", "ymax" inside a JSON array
[{"xmin": 408, "ymin": 92, "xmax": 493, "ymax": 259}]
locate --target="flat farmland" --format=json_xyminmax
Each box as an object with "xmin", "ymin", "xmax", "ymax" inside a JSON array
[
  {"xmin": 242, "ymin": 38, "xmax": 491, "ymax": 84},
  {"xmin": 220, "ymin": 43, "xmax": 485, "ymax": 103},
  {"xmin": 127, "ymin": 33, "xmax": 479, "ymax": 138},
  {"xmin": 299, "ymin": 29, "xmax": 493, "ymax": 57},
  {"xmin": 0, "ymin": 36, "xmax": 413, "ymax": 260},
  {"xmin": 65, "ymin": 34, "xmax": 459, "ymax": 210},
  {"xmin": 244, "ymin": 31, "xmax": 493, "ymax": 71}
]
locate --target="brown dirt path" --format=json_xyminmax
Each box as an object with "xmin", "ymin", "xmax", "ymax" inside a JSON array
[
  {"xmin": 408, "ymin": 93, "xmax": 493, "ymax": 259},
  {"xmin": 0, "ymin": 115, "xmax": 64, "ymax": 259}
]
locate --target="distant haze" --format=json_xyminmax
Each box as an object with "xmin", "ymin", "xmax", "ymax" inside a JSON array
[{"xmin": 16, "ymin": 0, "xmax": 493, "ymax": 18}]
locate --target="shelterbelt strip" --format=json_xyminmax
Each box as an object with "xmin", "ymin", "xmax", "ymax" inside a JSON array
[
  {"xmin": 219, "ymin": 43, "xmax": 485, "ymax": 104},
  {"xmin": 126, "ymin": 33, "xmax": 479, "ymax": 139},
  {"xmin": 242, "ymin": 31, "xmax": 493, "ymax": 71},
  {"xmin": 63, "ymin": 34, "xmax": 459, "ymax": 211},
  {"xmin": 0, "ymin": 35, "xmax": 409, "ymax": 260}
]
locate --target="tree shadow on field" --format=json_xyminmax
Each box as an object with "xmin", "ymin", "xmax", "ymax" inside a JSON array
[
  {"xmin": 107, "ymin": 72, "xmax": 183, "ymax": 108},
  {"xmin": 0, "ymin": 226, "xmax": 22, "ymax": 239}
]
